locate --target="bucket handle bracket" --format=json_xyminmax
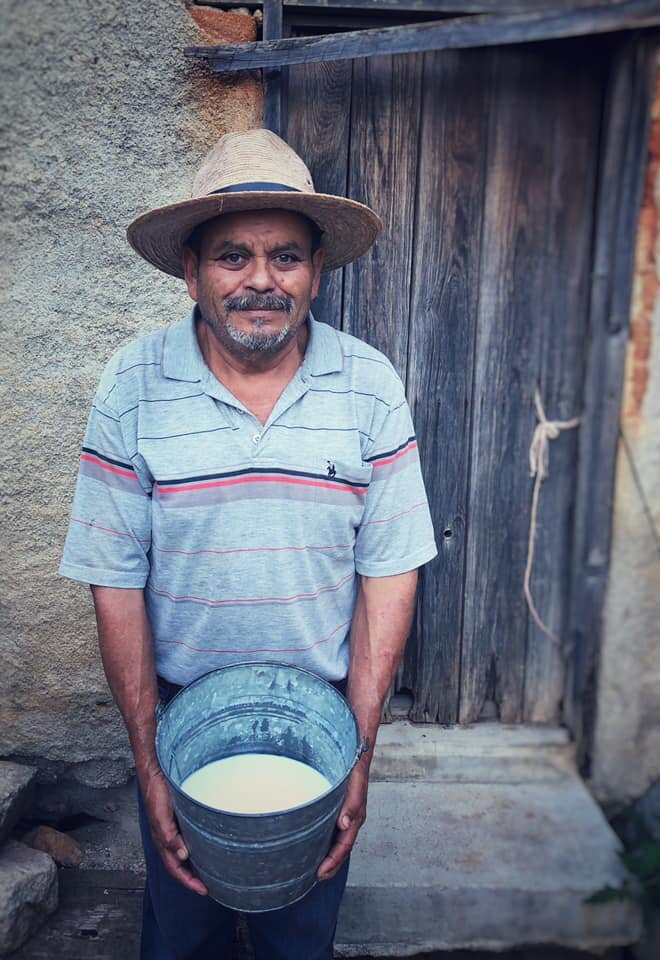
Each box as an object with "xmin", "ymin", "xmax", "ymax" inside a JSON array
[{"xmin": 356, "ymin": 736, "xmax": 370, "ymax": 762}]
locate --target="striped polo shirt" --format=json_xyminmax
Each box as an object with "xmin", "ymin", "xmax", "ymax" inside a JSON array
[{"xmin": 60, "ymin": 312, "xmax": 437, "ymax": 684}]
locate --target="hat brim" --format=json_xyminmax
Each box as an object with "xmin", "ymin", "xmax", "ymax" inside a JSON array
[{"xmin": 126, "ymin": 192, "xmax": 383, "ymax": 277}]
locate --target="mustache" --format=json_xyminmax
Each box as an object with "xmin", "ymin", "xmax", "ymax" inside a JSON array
[{"xmin": 223, "ymin": 294, "xmax": 293, "ymax": 314}]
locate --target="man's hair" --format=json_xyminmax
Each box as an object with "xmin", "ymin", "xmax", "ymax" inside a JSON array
[{"xmin": 185, "ymin": 214, "xmax": 324, "ymax": 260}]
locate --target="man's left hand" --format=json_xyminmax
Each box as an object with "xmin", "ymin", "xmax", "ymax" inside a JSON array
[{"xmin": 317, "ymin": 764, "xmax": 368, "ymax": 880}]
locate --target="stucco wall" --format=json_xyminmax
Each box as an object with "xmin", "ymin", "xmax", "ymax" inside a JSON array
[
  {"xmin": 592, "ymin": 63, "xmax": 660, "ymax": 810},
  {"xmin": 0, "ymin": 0, "xmax": 261, "ymax": 787}
]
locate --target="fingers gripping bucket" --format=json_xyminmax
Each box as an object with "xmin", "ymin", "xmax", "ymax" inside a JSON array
[{"xmin": 155, "ymin": 662, "xmax": 363, "ymax": 912}]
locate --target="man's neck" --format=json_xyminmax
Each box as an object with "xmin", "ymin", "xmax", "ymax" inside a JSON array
[{"xmin": 195, "ymin": 312, "xmax": 309, "ymax": 425}]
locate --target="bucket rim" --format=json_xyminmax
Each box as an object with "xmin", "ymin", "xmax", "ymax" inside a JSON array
[{"xmin": 155, "ymin": 660, "xmax": 362, "ymax": 819}]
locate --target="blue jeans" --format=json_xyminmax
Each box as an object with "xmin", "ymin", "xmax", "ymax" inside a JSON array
[{"xmin": 139, "ymin": 677, "xmax": 349, "ymax": 960}]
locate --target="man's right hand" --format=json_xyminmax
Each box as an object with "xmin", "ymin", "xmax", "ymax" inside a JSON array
[{"xmin": 141, "ymin": 766, "xmax": 208, "ymax": 896}]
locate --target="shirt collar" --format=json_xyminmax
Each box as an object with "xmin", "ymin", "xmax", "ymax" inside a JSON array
[
  {"xmin": 161, "ymin": 311, "xmax": 206, "ymax": 382},
  {"xmin": 161, "ymin": 309, "xmax": 344, "ymax": 383},
  {"xmin": 303, "ymin": 313, "xmax": 344, "ymax": 377}
]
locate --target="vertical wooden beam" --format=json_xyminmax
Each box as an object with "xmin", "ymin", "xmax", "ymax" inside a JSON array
[
  {"xmin": 460, "ymin": 44, "xmax": 569, "ymax": 724},
  {"xmin": 522, "ymin": 40, "xmax": 603, "ymax": 723},
  {"xmin": 564, "ymin": 33, "xmax": 657, "ymax": 769},
  {"xmin": 403, "ymin": 48, "xmax": 490, "ymax": 723},
  {"xmin": 263, "ymin": 0, "xmax": 284, "ymax": 134},
  {"xmin": 340, "ymin": 52, "xmax": 423, "ymax": 717}
]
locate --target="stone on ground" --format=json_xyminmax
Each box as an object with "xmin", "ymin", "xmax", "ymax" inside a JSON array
[
  {"xmin": 0, "ymin": 762, "xmax": 37, "ymax": 846},
  {"xmin": 0, "ymin": 841, "xmax": 58, "ymax": 956}
]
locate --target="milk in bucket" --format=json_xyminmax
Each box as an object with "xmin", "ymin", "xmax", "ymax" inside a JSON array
[{"xmin": 182, "ymin": 753, "xmax": 332, "ymax": 814}]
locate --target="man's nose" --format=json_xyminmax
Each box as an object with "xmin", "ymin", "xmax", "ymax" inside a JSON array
[{"xmin": 245, "ymin": 256, "xmax": 276, "ymax": 291}]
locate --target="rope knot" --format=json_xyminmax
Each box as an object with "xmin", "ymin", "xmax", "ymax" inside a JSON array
[{"xmin": 523, "ymin": 387, "xmax": 580, "ymax": 644}]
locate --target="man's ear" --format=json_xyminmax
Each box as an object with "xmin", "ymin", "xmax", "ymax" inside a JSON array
[
  {"xmin": 311, "ymin": 248, "xmax": 324, "ymax": 300},
  {"xmin": 182, "ymin": 246, "xmax": 199, "ymax": 302}
]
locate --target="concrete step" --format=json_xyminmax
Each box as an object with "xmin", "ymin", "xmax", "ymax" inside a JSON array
[{"xmin": 335, "ymin": 724, "xmax": 642, "ymax": 958}]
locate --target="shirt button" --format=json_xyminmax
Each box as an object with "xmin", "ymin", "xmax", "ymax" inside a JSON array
[{"xmin": 252, "ymin": 433, "xmax": 261, "ymax": 444}]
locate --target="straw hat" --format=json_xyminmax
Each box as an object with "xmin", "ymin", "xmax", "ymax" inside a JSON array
[{"xmin": 127, "ymin": 129, "xmax": 382, "ymax": 276}]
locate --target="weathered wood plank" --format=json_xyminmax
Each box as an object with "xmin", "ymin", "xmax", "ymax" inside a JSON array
[
  {"xmin": 210, "ymin": 0, "xmax": 644, "ymax": 10},
  {"xmin": 460, "ymin": 45, "xmax": 569, "ymax": 724},
  {"xmin": 521, "ymin": 40, "xmax": 604, "ymax": 724},
  {"xmin": 564, "ymin": 34, "xmax": 657, "ymax": 767},
  {"xmin": 341, "ymin": 52, "xmax": 421, "ymax": 715},
  {"xmin": 185, "ymin": 2, "xmax": 660, "ymax": 71},
  {"xmin": 342, "ymin": 53, "xmax": 423, "ymax": 378},
  {"xmin": 402, "ymin": 48, "xmax": 490, "ymax": 723},
  {"xmin": 263, "ymin": 0, "xmax": 284, "ymax": 134},
  {"xmin": 285, "ymin": 58, "xmax": 353, "ymax": 329}
]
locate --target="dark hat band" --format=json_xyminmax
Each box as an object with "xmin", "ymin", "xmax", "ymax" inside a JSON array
[{"xmin": 210, "ymin": 182, "xmax": 304, "ymax": 195}]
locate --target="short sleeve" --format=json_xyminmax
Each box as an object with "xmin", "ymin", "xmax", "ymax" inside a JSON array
[
  {"xmin": 59, "ymin": 381, "xmax": 153, "ymax": 588},
  {"xmin": 354, "ymin": 388, "xmax": 437, "ymax": 578}
]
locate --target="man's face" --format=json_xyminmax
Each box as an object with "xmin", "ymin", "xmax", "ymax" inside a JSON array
[{"xmin": 183, "ymin": 209, "xmax": 323, "ymax": 360}]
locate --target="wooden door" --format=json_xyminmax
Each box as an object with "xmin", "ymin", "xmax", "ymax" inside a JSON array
[{"xmin": 284, "ymin": 36, "xmax": 629, "ymax": 725}]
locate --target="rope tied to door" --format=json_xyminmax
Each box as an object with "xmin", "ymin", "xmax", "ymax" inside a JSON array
[{"xmin": 523, "ymin": 387, "xmax": 580, "ymax": 645}]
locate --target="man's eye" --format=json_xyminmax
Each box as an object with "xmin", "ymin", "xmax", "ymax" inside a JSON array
[
  {"xmin": 274, "ymin": 254, "xmax": 300, "ymax": 265},
  {"xmin": 220, "ymin": 253, "xmax": 245, "ymax": 265}
]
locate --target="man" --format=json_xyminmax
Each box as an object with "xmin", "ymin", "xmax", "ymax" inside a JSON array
[{"xmin": 60, "ymin": 129, "xmax": 437, "ymax": 959}]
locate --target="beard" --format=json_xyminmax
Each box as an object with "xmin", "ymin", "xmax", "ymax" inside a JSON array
[
  {"xmin": 223, "ymin": 319, "xmax": 294, "ymax": 352},
  {"xmin": 203, "ymin": 293, "xmax": 300, "ymax": 356}
]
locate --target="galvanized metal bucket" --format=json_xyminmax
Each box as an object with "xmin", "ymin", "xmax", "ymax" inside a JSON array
[{"xmin": 155, "ymin": 661, "xmax": 363, "ymax": 912}]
